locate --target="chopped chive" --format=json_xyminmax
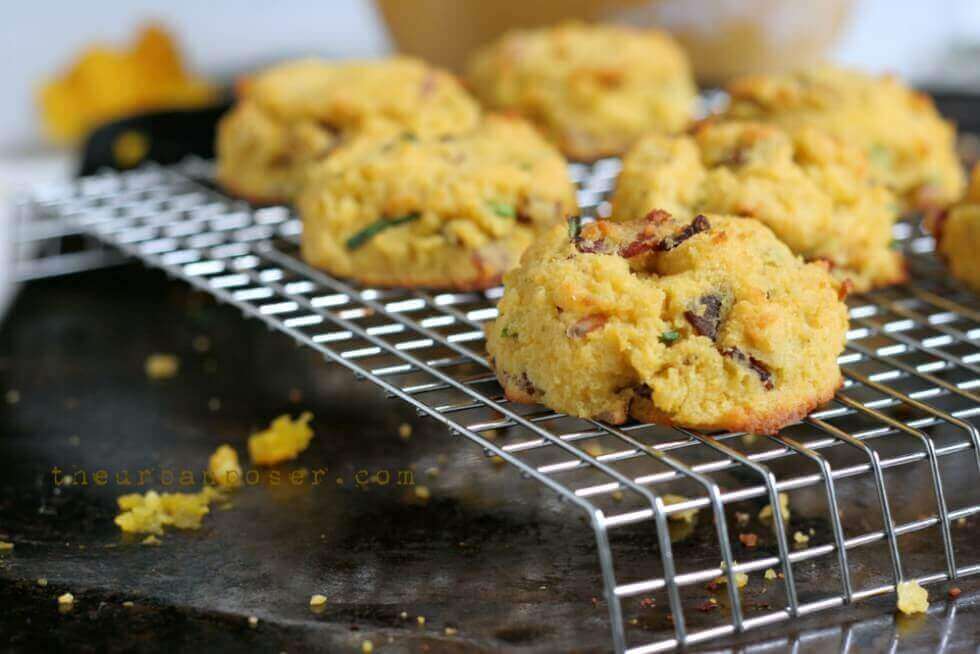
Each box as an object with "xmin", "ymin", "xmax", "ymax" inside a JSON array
[
  {"xmin": 500, "ymin": 325, "xmax": 518, "ymax": 338},
  {"xmin": 487, "ymin": 201, "xmax": 516, "ymax": 218},
  {"xmin": 567, "ymin": 215, "xmax": 582, "ymax": 240},
  {"xmin": 401, "ymin": 132, "xmax": 418, "ymax": 142},
  {"xmin": 659, "ymin": 330, "xmax": 680, "ymax": 345},
  {"xmin": 346, "ymin": 213, "xmax": 421, "ymax": 250}
]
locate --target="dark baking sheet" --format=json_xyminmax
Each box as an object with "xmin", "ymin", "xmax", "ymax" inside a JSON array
[{"xmin": 2, "ymin": 263, "xmax": 979, "ymax": 654}]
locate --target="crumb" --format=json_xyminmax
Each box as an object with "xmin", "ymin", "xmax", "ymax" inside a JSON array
[
  {"xmin": 957, "ymin": 517, "xmax": 967, "ymax": 527},
  {"xmin": 639, "ymin": 597, "xmax": 655, "ymax": 608},
  {"xmin": 741, "ymin": 433, "xmax": 759, "ymax": 446},
  {"xmin": 0, "ymin": 541, "xmax": 13, "ymax": 551},
  {"xmin": 122, "ymin": 601, "xmax": 134, "ymax": 608},
  {"xmin": 144, "ymin": 353, "xmax": 179, "ymax": 380},
  {"xmin": 611, "ymin": 490, "xmax": 624, "ymax": 502},
  {"xmin": 398, "ymin": 423, "xmax": 413, "ymax": 440},
  {"xmin": 361, "ymin": 641, "xmax": 373, "ymax": 654},
  {"xmin": 248, "ymin": 413, "xmax": 314, "ymax": 465},
  {"xmin": 208, "ymin": 397, "xmax": 221, "ymax": 412},
  {"xmin": 114, "ymin": 487, "xmax": 222, "ymax": 534},
  {"xmin": 310, "ymin": 594, "xmax": 328, "ymax": 607},
  {"xmin": 764, "ymin": 568, "xmax": 778, "ymax": 581},
  {"xmin": 739, "ymin": 532, "xmax": 759, "ymax": 548},
  {"xmin": 758, "ymin": 493, "xmax": 790, "ymax": 523},
  {"xmin": 896, "ymin": 580, "xmax": 928, "ymax": 615},
  {"xmin": 629, "ymin": 618, "xmax": 638, "ymax": 625},
  {"xmin": 425, "ymin": 467, "xmax": 440, "ymax": 478},
  {"xmin": 417, "ymin": 615, "xmax": 426, "ymax": 625},
  {"xmin": 663, "ymin": 494, "xmax": 698, "ymax": 523},
  {"xmin": 949, "ymin": 587, "xmax": 961, "ymax": 599},
  {"xmin": 793, "ymin": 531, "xmax": 810, "ymax": 545},
  {"xmin": 57, "ymin": 592, "xmax": 74, "ymax": 606},
  {"xmin": 414, "ymin": 486, "xmax": 431, "ymax": 501},
  {"xmin": 490, "ymin": 455, "xmax": 505, "ymax": 468},
  {"xmin": 698, "ymin": 599, "xmax": 720, "ymax": 612},
  {"xmin": 141, "ymin": 534, "xmax": 161, "ymax": 546},
  {"xmin": 444, "ymin": 627, "xmax": 457, "ymax": 636},
  {"xmin": 192, "ymin": 335, "xmax": 211, "ymax": 353},
  {"xmin": 208, "ymin": 444, "xmax": 242, "ymax": 489},
  {"xmin": 735, "ymin": 511, "xmax": 750, "ymax": 526},
  {"xmin": 248, "ymin": 616, "xmax": 258, "ymax": 628},
  {"xmin": 484, "ymin": 429, "xmax": 498, "ymax": 441},
  {"xmin": 717, "ymin": 561, "xmax": 748, "ymax": 588},
  {"xmin": 5, "ymin": 389, "xmax": 20, "ymax": 404},
  {"xmin": 399, "ymin": 611, "xmax": 408, "ymax": 619},
  {"xmin": 37, "ymin": 578, "xmax": 48, "ymax": 587},
  {"xmin": 288, "ymin": 388, "xmax": 303, "ymax": 404}
]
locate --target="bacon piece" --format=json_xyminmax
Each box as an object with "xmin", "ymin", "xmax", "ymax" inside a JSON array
[
  {"xmin": 721, "ymin": 347, "xmax": 774, "ymax": 390},
  {"xmin": 684, "ymin": 294, "xmax": 723, "ymax": 340},
  {"xmin": 618, "ymin": 214, "xmax": 711, "ymax": 258},
  {"xmin": 566, "ymin": 314, "xmax": 608, "ymax": 338}
]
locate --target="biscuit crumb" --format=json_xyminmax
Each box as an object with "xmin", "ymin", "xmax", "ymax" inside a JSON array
[
  {"xmin": 399, "ymin": 611, "xmax": 408, "ymax": 619},
  {"xmin": 611, "ymin": 490, "xmax": 624, "ymax": 502},
  {"xmin": 115, "ymin": 487, "xmax": 223, "ymax": 534},
  {"xmin": 793, "ymin": 530, "xmax": 810, "ymax": 545},
  {"xmin": 444, "ymin": 627, "xmax": 458, "ymax": 636},
  {"xmin": 248, "ymin": 413, "xmax": 314, "ymax": 465},
  {"xmin": 717, "ymin": 561, "xmax": 748, "ymax": 588},
  {"xmin": 425, "ymin": 467, "xmax": 440, "ymax": 478},
  {"xmin": 764, "ymin": 568, "xmax": 778, "ymax": 581},
  {"xmin": 57, "ymin": 592, "xmax": 74, "ymax": 606},
  {"xmin": 759, "ymin": 493, "xmax": 790, "ymax": 523},
  {"xmin": 122, "ymin": 601, "xmax": 134, "ymax": 608},
  {"xmin": 144, "ymin": 354, "xmax": 179, "ymax": 379},
  {"xmin": 208, "ymin": 444, "xmax": 243, "ymax": 489},
  {"xmin": 896, "ymin": 580, "xmax": 928, "ymax": 615},
  {"xmin": 310, "ymin": 594, "xmax": 328, "ymax": 607},
  {"xmin": 663, "ymin": 494, "xmax": 698, "ymax": 523},
  {"xmin": 248, "ymin": 616, "xmax": 258, "ymax": 628},
  {"xmin": 361, "ymin": 641, "xmax": 373, "ymax": 654},
  {"xmin": 415, "ymin": 485, "xmax": 431, "ymax": 501},
  {"xmin": 417, "ymin": 615, "xmax": 426, "ymax": 625},
  {"xmin": 37, "ymin": 578, "xmax": 48, "ymax": 587},
  {"xmin": 0, "ymin": 541, "xmax": 13, "ymax": 551},
  {"xmin": 398, "ymin": 423, "xmax": 413, "ymax": 440},
  {"xmin": 141, "ymin": 534, "xmax": 161, "ymax": 546},
  {"xmin": 735, "ymin": 511, "xmax": 751, "ymax": 526}
]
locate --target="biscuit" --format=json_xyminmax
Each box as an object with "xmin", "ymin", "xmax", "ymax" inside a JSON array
[
  {"xmin": 486, "ymin": 212, "xmax": 849, "ymax": 434},
  {"xmin": 612, "ymin": 120, "xmax": 905, "ymax": 291},
  {"xmin": 723, "ymin": 65, "xmax": 964, "ymax": 210},
  {"xmin": 466, "ymin": 22, "xmax": 697, "ymax": 161},
  {"xmin": 297, "ymin": 115, "xmax": 577, "ymax": 290},
  {"xmin": 216, "ymin": 57, "xmax": 480, "ymax": 204},
  {"xmin": 928, "ymin": 164, "xmax": 980, "ymax": 292}
]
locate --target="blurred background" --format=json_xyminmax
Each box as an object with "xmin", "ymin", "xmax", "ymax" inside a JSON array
[{"xmin": 3, "ymin": 0, "xmax": 980, "ymax": 313}]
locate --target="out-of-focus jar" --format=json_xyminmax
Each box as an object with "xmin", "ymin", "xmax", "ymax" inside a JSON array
[{"xmin": 375, "ymin": 0, "xmax": 853, "ymax": 84}]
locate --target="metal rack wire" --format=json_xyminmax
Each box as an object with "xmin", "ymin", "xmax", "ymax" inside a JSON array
[{"xmin": 21, "ymin": 157, "xmax": 980, "ymax": 653}]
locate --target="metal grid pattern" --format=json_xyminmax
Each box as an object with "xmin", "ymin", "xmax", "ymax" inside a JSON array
[{"xmin": 23, "ymin": 158, "xmax": 980, "ymax": 653}]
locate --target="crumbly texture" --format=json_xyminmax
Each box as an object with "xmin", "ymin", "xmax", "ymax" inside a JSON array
[
  {"xmin": 612, "ymin": 121, "xmax": 905, "ymax": 291},
  {"xmin": 486, "ymin": 212, "xmax": 848, "ymax": 434},
  {"xmin": 896, "ymin": 580, "xmax": 929, "ymax": 615},
  {"xmin": 723, "ymin": 65, "xmax": 965, "ymax": 210},
  {"xmin": 144, "ymin": 353, "xmax": 179, "ymax": 379},
  {"xmin": 466, "ymin": 22, "xmax": 697, "ymax": 161},
  {"xmin": 298, "ymin": 116, "xmax": 576, "ymax": 290},
  {"xmin": 216, "ymin": 57, "xmax": 480, "ymax": 204},
  {"xmin": 248, "ymin": 412, "xmax": 314, "ymax": 465},
  {"xmin": 928, "ymin": 164, "xmax": 980, "ymax": 292},
  {"xmin": 115, "ymin": 487, "xmax": 222, "ymax": 535},
  {"xmin": 208, "ymin": 444, "xmax": 243, "ymax": 489}
]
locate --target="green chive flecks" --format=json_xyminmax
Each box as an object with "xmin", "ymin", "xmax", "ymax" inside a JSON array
[
  {"xmin": 487, "ymin": 201, "xmax": 516, "ymax": 218},
  {"xmin": 500, "ymin": 325, "xmax": 518, "ymax": 338},
  {"xmin": 659, "ymin": 330, "xmax": 680, "ymax": 345},
  {"xmin": 346, "ymin": 213, "xmax": 421, "ymax": 250},
  {"xmin": 567, "ymin": 215, "xmax": 582, "ymax": 240}
]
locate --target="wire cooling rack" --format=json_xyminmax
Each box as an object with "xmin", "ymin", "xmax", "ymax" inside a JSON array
[{"xmin": 21, "ymin": 157, "xmax": 980, "ymax": 653}]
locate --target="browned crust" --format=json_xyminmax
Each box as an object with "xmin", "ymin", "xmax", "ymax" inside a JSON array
[
  {"xmin": 628, "ymin": 375, "xmax": 843, "ymax": 435},
  {"xmin": 493, "ymin": 354, "xmax": 843, "ymax": 435}
]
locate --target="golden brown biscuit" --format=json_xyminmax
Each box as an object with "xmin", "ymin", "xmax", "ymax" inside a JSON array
[
  {"xmin": 724, "ymin": 65, "xmax": 964, "ymax": 210},
  {"xmin": 297, "ymin": 115, "xmax": 577, "ymax": 290},
  {"xmin": 466, "ymin": 22, "xmax": 697, "ymax": 161},
  {"xmin": 486, "ymin": 212, "xmax": 849, "ymax": 434},
  {"xmin": 927, "ymin": 164, "xmax": 980, "ymax": 292},
  {"xmin": 216, "ymin": 57, "xmax": 481, "ymax": 204}
]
